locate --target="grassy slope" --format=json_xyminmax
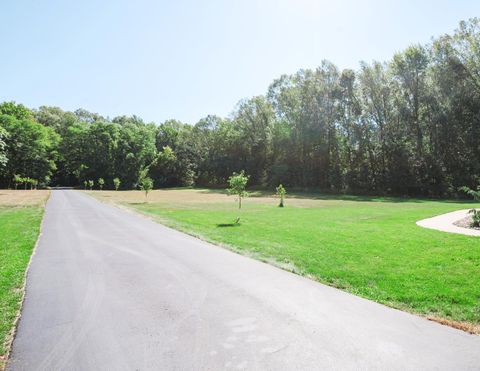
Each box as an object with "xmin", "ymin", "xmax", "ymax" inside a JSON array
[
  {"xmin": 0, "ymin": 192, "xmax": 47, "ymax": 363},
  {"xmin": 92, "ymin": 190, "xmax": 480, "ymax": 328}
]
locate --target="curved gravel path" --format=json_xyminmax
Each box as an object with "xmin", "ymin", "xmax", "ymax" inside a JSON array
[{"xmin": 416, "ymin": 209, "xmax": 480, "ymax": 236}]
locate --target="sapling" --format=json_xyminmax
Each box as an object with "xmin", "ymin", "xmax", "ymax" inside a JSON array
[
  {"xmin": 113, "ymin": 177, "xmax": 121, "ymax": 191},
  {"xmin": 227, "ymin": 171, "xmax": 249, "ymax": 223},
  {"xmin": 98, "ymin": 177, "xmax": 105, "ymax": 190},
  {"xmin": 276, "ymin": 184, "xmax": 286, "ymax": 207},
  {"xmin": 140, "ymin": 177, "xmax": 153, "ymax": 198},
  {"xmin": 13, "ymin": 174, "xmax": 22, "ymax": 190}
]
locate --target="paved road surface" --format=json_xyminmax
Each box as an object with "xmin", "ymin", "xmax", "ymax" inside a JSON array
[{"xmin": 8, "ymin": 190, "xmax": 480, "ymax": 370}]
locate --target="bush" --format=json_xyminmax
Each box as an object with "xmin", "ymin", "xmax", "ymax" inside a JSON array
[{"xmin": 469, "ymin": 209, "xmax": 480, "ymax": 228}]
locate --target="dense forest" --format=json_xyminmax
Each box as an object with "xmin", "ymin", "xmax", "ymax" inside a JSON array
[{"xmin": 1, "ymin": 19, "xmax": 480, "ymax": 196}]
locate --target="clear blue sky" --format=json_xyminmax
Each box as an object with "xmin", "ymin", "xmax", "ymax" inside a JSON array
[{"xmin": 1, "ymin": 0, "xmax": 479, "ymax": 124}]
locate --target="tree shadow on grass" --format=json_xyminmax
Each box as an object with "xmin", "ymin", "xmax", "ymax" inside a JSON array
[{"xmin": 217, "ymin": 223, "xmax": 240, "ymax": 228}]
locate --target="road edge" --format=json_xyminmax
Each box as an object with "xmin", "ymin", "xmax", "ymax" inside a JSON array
[{"xmin": 1, "ymin": 191, "xmax": 51, "ymax": 371}]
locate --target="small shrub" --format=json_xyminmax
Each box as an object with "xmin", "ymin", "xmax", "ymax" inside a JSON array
[
  {"xmin": 98, "ymin": 177, "xmax": 105, "ymax": 190},
  {"xmin": 113, "ymin": 177, "xmax": 121, "ymax": 191},
  {"xmin": 140, "ymin": 177, "xmax": 153, "ymax": 198},
  {"xmin": 88, "ymin": 180, "xmax": 94, "ymax": 191},
  {"xmin": 469, "ymin": 209, "xmax": 480, "ymax": 228}
]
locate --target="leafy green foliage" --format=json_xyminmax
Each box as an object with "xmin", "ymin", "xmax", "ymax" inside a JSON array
[
  {"xmin": 0, "ymin": 126, "xmax": 8, "ymax": 168},
  {"xmin": 98, "ymin": 177, "xmax": 105, "ymax": 190},
  {"xmin": 0, "ymin": 101, "xmax": 32, "ymax": 120},
  {"xmin": 0, "ymin": 115, "xmax": 59, "ymax": 188},
  {"xmin": 276, "ymin": 184, "xmax": 286, "ymax": 207},
  {"xmin": 227, "ymin": 171, "xmax": 249, "ymax": 223},
  {"xmin": 2, "ymin": 19, "xmax": 480, "ymax": 195},
  {"xmin": 140, "ymin": 176, "xmax": 153, "ymax": 198},
  {"xmin": 88, "ymin": 180, "xmax": 94, "ymax": 190},
  {"xmin": 460, "ymin": 186, "xmax": 480, "ymax": 201},
  {"xmin": 113, "ymin": 177, "xmax": 121, "ymax": 191},
  {"xmin": 13, "ymin": 174, "xmax": 22, "ymax": 190}
]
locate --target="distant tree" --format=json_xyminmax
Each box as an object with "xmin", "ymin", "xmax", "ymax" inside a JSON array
[
  {"xmin": 227, "ymin": 171, "xmax": 249, "ymax": 223},
  {"xmin": 98, "ymin": 177, "xmax": 105, "ymax": 190},
  {"xmin": 113, "ymin": 177, "xmax": 121, "ymax": 191},
  {"xmin": 0, "ymin": 114, "xmax": 59, "ymax": 188},
  {"xmin": 0, "ymin": 126, "xmax": 8, "ymax": 168},
  {"xmin": 276, "ymin": 184, "xmax": 286, "ymax": 207},
  {"xmin": 0, "ymin": 101, "xmax": 32, "ymax": 120},
  {"xmin": 88, "ymin": 180, "xmax": 94, "ymax": 191},
  {"xmin": 13, "ymin": 174, "xmax": 22, "ymax": 190},
  {"xmin": 140, "ymin": 177, "xmax": 153, "ymax": 198},
  {"xmin": 83, "ymin": 180, "xmax": 87, "ymax": 190},
  {"xmin": 31, "ymin": 179, "xmax": 38, "ymax": 190}
]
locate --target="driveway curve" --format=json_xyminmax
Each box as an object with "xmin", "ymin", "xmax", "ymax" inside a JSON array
[
  {"xmin": 8, "ymin": 190, "xmax": 480, "ymax": 370},
  {"xmin": 417, "ymin": 209, "xmax": 480, "ymax": 237}
]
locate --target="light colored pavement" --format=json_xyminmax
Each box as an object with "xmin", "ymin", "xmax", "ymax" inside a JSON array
[
  {"xmin": 8, "ymin": 190, "xmax": 480, "ymax": 370},
  {"xmin": 417, "ymin": 209, "xmax": 480, "ymax": 236}
]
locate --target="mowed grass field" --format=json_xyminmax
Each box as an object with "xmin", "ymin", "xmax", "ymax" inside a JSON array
[
  {"xmin": 89, "ymin": 189, "xmax": 480, "ymax": 332},
  {"xmin": 0, "ymin": 190, "xmax": 49, "ymax": 364}
]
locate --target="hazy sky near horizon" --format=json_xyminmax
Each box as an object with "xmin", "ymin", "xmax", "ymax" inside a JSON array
[{"xmin": 1, "ymin": 0, "xmax": 479, "ymax": 124}]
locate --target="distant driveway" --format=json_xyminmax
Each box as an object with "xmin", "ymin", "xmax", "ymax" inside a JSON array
[{"xmin": 8, "ymin": 190, "xmax": 480, "ymax": 370}]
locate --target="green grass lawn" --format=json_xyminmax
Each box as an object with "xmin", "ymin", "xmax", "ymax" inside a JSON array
[
  {"xmin": 92, "ymin": 189, "xmax": 480, "ymax": 331},
  {"xmin": 0, "ymin": 192, "xmax": 47, "ymax": 364}
]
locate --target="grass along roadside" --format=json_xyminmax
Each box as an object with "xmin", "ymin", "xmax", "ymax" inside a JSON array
[
  {"xmin": 0, "ymin": 190, "xmax": 49, "ymax": 368},
  {"xmin": 88, "ymin": 189, "xmax": 480, "ymax": 333}
]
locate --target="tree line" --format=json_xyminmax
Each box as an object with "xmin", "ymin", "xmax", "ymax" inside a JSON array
[{"xmin": 1, "ymin": 18, "xmax": 480, "ymax": 196}]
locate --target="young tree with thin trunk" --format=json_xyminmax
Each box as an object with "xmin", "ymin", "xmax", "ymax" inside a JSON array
[
  {"xmin": 140, "ymin": 177, "xmax": 153, "ymax": 199},
  {"xmin": 88, "ymin": 180, "xmax": 94, "ymax": 191},
  {"xmin": 113, "ymin": 177, "xmax": 121, "ymax": 191},
  {"xmin": 13, "ymin": 174, "xmax": 22, "ymax": 190},
  {"xmin": 98, "ymin": 177, "xmax": 105, "ymax": 190},
  {"xmin": 276, "ymin": 184, "xmax": 286, "ymax": 207},
  {"xmin": 227, "ymin": 171, "xmax": 249, "ymax": 223}
]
